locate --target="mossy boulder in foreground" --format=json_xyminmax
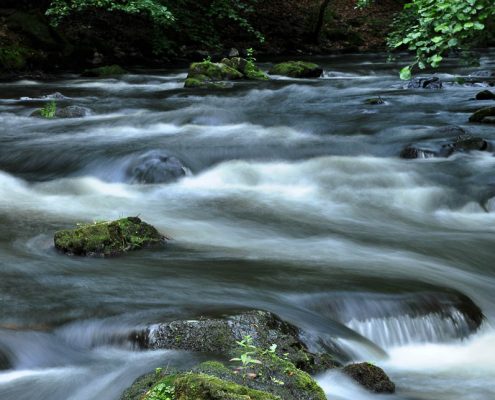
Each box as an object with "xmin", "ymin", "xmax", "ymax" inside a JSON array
[
  {"xmin": 122, "ymin": 352, "xmax": 326, "ymax": 400},
  {"xmin": 268, "ymin": 61, "xmax": 323, "ymax": 78},
  {"xmin": 54, "ymin": 217, "xmax": 165, "ymax": 256},
  {"xmin": 141, "ymin": 310, "xmax": 337, "ymax": 374}
]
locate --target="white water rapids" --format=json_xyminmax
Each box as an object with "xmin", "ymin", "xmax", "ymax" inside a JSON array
[{"xmin": 1, "ymin": 52, "xmax": 495, "ymax": 399}]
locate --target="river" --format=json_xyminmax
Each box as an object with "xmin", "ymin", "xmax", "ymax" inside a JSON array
[{"xmin": 0, "ymin": 52, "xmax": 494, "ymax": 400}]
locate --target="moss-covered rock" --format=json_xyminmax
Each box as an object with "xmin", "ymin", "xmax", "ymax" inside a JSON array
[
  {"xmin": 469, "ymin": 106, "xmax": 495, "ymax": 123},
  {"xmin": 268, "ymin": 61, "xmax": 323, "ymax": 78},
  {"xmin": 82, "ymin": 64, "xmax": 127, "ymax": 77},
  {"xmin": 142, "ymin": 310, "xmax": 336, "ymax": 374},
  {"xmin": 342, "ymin": 362, "xmax": 395, "ymax": 393},
  {"xmin": 174, "ymin": 373, "xmax": 279, "ymax": 400},
  {"xmin": 54, "ymin": 217, "xmax": 165, "ymax": 257},
  {"xmin": 220, "ymin": 57, "xmax": 269, "ymax": 81},
  {"xmin": 184, "ymin": 61, "xmax": 244, "ymax": 88},
  {"xmin": 123, "ymin": 352, "xmax": 326, "ymax": 400}
]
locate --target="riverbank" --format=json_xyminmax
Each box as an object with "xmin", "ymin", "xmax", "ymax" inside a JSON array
[{"xmin": 0, "ymin": 0, "xmax": 403, "ymax": 80}]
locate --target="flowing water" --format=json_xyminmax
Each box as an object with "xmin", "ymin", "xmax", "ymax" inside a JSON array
[{"xmin": 1, "ymin": 52, "xmax": 495, "ymax": 400}]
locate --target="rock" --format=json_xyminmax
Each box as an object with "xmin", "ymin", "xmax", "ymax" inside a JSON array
[
  {"xmin": 221, "ymin": 57, "xmax": 269, "ymax": 81},
  {"xmin": 343, "ymin": 363, "xmax": 395, "ymax": 393},
  {"xmin": 228, "ymin": 48, "xmax": 240, "ymax": 58},
  {"xmin": 269, "ymin": 61, "xmax": 323, "ymax": 78},
  {"xmin": 140, "ymin": 310, "xmax": 336, "ymax": 374},
  {"xmin": 475, "ymin": 90, "xmax": 495, "ymax": 100},
  {"xmin": 221, "ymin": 57, "xmax": 248, "ymax": 72},
  {"xmin": 42, "ymin": 92, "xmax": 67, "ymax": 100},
  {"xmin": 127, "ymin": 152, "xmax": 188, "ymax": 184},
  {"xmin": 407, "ymin": 76, "xmax": 443, "ymax": 89},
  {"xmin": 55, "ymin": 105, "xmax": 91, "ymax": 118},
  {"xmin": 54, "ymin": 217, "xmax": 165, "ymax": 257},
  {"xmin": 123, "ymin": 354, "xmax": 326, "ymax": 400},
  {"xmin": 31, "ymin": 105, "xmax": 91, "ymax": 119},
  {"xmin": 469, "ymin": 70, "xmax": 495, "ymax": 78},
  {"xmin": 184, "ymin": 61, "xmax": 244, "ymax": 88},
  {"xmin": 441, "ymin": 134, "xmax": 490, "ymax": 156},
  {"xmin": 0, "ymin": 349, "xmax": 10, "ymax": 371},
  {"xmin": 82, "ymin": 64, "xmax": 127, "ymax": 77},
  {"xmin": 364, "ymin": 97, "xmax": 385, "ymax": 105},
  {"xmin": 400, "ymin": 133, "xmax": 491, "ymax": 159},
  {"xmin": 399, "ymin": 146, "xmax": 436, "ymax": 159},
  {"xmin": 469, "ymin": 107, "xmax": 495, "ymax": 123}
]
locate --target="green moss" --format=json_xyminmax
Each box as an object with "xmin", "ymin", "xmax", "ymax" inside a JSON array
[
  {"xmin": 469, "ymin": 106, "xmax": 495, "ymax": 123},
  {"xmin": 244, "ymin": 62, "xmax": 269, "ymax": 81},
  {"xmin": 268, "ymin": 61, "xmax": 322, "ymax": 78},
  {"xmin": 54, "ymin": 216, "xmax": 164, "ymax": 256},
  {"xmin": 82, "ymin": 64, "xmax": 127, "ymax": 77},
  {"xmin": 174, "ymin": 373, "xmax": 279, "ymax": 400},
  {"xmin": 0, "ymin": 46, "xmax": 28, "ymax": 70},
  {"xmin": 260, "ymin": 352, "xmax": 326, "ymax": 400},
  {"xmin": 184, "ymin": 61, "xmax": 244, "ymax": 88},
  {"xmin": 190, "ymin": 61, "xmax": 243, "ymax": 80},
  {"xmin": 142, "ymin": 375, "xmax": 176, "ymax": 400}
]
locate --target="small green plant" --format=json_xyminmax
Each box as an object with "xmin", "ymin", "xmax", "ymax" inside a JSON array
[
  {"xmin": 230, "ymin": 335, "xmax": 262, "ymax": 370},
  {"xmin": 145, "ymin": 381, "xmax": 175, "ymax": 400},
  {"xmin": 246, "ymin": 47, "xmax": 256, "ymax": 64},
  {"xmin": 40, "ymin": 101, "xmax": 57, "ymax": 119},
  {"xmin": 203, "ymin": 55, "xmax": 212, "ymax": 63}
]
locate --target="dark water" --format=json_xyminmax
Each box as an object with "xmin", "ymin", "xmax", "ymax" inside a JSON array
[{"xmin": 1, "ymin": 52, "xmax": 495, "ymax": 400}]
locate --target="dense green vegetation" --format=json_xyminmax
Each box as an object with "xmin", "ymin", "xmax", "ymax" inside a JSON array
[{"xmin": 0, "ymin": 0, "xmax": 493, "ymax": 75}]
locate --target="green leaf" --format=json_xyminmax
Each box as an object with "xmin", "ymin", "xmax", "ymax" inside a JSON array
[{"xmin": 400, "ymin": 66, "xmax": 412, "ymax": 80}]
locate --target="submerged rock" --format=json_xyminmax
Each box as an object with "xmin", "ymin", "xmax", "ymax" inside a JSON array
[
  {"xmin": 31, "ymin": 105, "xmax": 91, "ymax": 119},
  {"xmin": 475, "ymin": 90, "xmax": 495, "ymax": 100},
  {"xmin": 127, "ymin": 152, "xmax": 188, "ymax": 184},
  {"xmin": 400, "ymin": 132, "xmax": 491, "ymax": 159},
  {"xmin": 0, "ymin": 349, "xmax": 10, "ymax": 371},
  {"xmin": 269, "ymin": 61, "xmax": 323, "ymax": 78},
  {"xmin": 140, "ymin": 310, "xmax": 336, "ymax": 374},
  {"xmin": 54, "ymin": 217, "xmax": 165, "ymax": 257},
  {"xmin": 343, "ymin": 363, "xmax": 395, "ymax": 393},
  {"xmin": 184, "ymin": 61, "xmax": 244, "ymax": 88},
  {"xmin": 399, "ymin": 146, "xmax": 436, "ymax": 159},
  {"xmin": 469, "ymin": 107, "xmax": 495, "ymax": 123},
  {"xmin": 364, "ymin": 97, "xmax": 385, "ymax": 105},
  {"xmin": 82, "ymin": 64, "xmax": 127, "ymax": 78},
  {"xmin": 407, "ymin": 76, "xmax": 443, "ymax": 89}
]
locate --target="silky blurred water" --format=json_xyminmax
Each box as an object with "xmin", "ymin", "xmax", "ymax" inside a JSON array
[{"xmin": 1, "ymin": 52, "xmax": 495, "ymax": 400}]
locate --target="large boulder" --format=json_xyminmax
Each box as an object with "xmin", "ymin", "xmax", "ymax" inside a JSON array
[
  {"xmin": 469, "ymin": 107, "xmax": 495, "ymax": 123},
  {"xmin": 343, "ymin": 363, "xmax": 395, "ymax": 393},
  {"xmin": 184, "ymin": 61, "xmax": 244, "ymax": 88},
  {"xmin": 122, "ymin": 354, "xmax": 327, "ymax": 400},
  {"xmin": 139, "ymin": 310, "xmax": 336, "ymax": 374},
  {"xmin": 127, "ymin": 152, "xmax": 188, "ymax": 184},
  {"xmin": 269, "ymin": 61, "xmax": 323, "ymax": 78},
  {"xmin": 54, "ymin": 217, "xmax": 165, "ymax": 257},
  {"xmin": 407, "ymin": 76, "xmax": 443, "ymax": 89}
]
